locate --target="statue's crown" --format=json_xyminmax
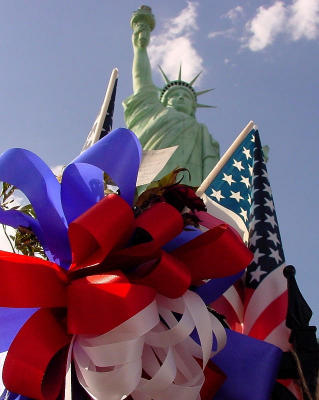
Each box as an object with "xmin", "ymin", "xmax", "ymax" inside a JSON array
[{"xmin": 159, "ymin": 66, "xmax": 215, "ymax": 109}]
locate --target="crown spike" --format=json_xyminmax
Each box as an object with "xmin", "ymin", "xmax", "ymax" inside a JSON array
[
  {"xmin": 178, "ymin": 64, "xmax": 182, "ymax": 81},
  {"xmin": 196, "ymin": 103, "xmax": 216, "ymax": 109},
  {"xmin": 158, "ymin": 65, "xmax": 170, "ymax": 84},
  {"xmin": 195, "ymin": 88, "xmax": 214, "ymax": 96},
  {"xmin": 189, "ymin": 71, "xmax": 202, "ymax": 86}
]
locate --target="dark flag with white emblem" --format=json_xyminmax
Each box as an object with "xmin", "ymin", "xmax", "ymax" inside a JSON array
[{"xmin": 81, "ymin": 68, "xmax": 118, "ymax": 152}]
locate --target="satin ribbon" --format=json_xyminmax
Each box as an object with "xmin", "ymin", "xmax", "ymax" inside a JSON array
[
  {"xmin": 212, "ymin": 330, "xmax": 282, "ymax": 400},
  {"xmin": 0, "ymin": 192, "xmax": 252, "ymax": 399}
]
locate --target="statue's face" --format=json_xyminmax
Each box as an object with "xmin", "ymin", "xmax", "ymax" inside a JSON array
[
  {"xmin": 165, "ymin": 87, "xmax": 195, "ymax": 116},
  {"xmin": 133, "ymin": 22, "xmax": 151, "ymax": 48}
]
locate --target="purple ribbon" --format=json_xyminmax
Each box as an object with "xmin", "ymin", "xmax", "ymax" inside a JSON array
[
  {"xmin": 195, "ymin": 271, "xmax": 244, "ymax": 304},
  {"xmin": 213, "ymin": 330, "xmax": 282, "ymax": 400},
  {"xmin": 0, "ymin": 128, "xmax": 142, "ymax": 267},
  {"xmin": 0, "ymin": 308, "xmax": 37, "ymax": 353}
]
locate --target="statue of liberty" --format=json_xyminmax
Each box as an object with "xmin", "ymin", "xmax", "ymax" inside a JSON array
[{"xmin": 123, "ymin": 6, "xmax": 220, "ymax": 188}]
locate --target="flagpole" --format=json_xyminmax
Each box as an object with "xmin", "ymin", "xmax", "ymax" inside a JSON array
[{"xmin": 196, "ymin": 120, "xmax": 255, "ymax": 197}]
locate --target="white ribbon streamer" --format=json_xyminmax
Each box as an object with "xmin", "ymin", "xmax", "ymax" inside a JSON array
[
  {"xmin": 72, "ymin": 291, "xmax": 227, "ymax": 400},
  {"xmin": 64, "ymin": 336, "xmax": 75, "ymax": 400}
]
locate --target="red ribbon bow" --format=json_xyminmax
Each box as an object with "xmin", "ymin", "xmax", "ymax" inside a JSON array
[{"xmin": 0, "ymin": 194, "xmax": 252, "ymax": 399}]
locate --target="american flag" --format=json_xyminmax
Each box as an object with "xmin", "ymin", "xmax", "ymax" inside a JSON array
[{"xmin": 201, "ymin": 127, "xmax": 291, "ymax": 351}]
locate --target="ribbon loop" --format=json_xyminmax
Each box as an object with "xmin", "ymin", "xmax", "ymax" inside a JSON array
[
  {"xmin": 67, "ymin": 273, "xmax": 156, "ymax": 335},
  {"xmin": 71, "ymin": 128, "xmax": 142, "ymax": 206},
  {"xmin": 135, "ymin": 202, "xmax": 184, "ymax": 248},
  {"xmin": 0, "ymin": 251, "xmax": 67, "ymax": 308},
  {"xmin": 172, "ymin": 224, "xmax": 253, "ymax": 283},
  {"xmin": 69, "ymin": 194, "xmax": 135, "ymax": 269},
  {"xmin": 133, "ymin": 251, "xmax": 191, "ymax": 298},
  {"xmin": 3, "ymin": 308, "xmax": 70, "ymax": 400}
]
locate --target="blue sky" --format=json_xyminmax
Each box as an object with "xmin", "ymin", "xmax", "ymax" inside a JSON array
[{"xmin": 0, "ymin": 0, "xmax": 318, "ymax": 328}]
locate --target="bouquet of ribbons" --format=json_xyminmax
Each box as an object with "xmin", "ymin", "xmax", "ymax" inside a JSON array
[{"xmin": 0, "ymin": 129, "xmax": 282, "ymax": 400}]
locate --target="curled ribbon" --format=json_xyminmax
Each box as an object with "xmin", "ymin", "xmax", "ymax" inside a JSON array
[{"xmin": 0, "ymin": 193, "xmax": 252, "ymax": 399}]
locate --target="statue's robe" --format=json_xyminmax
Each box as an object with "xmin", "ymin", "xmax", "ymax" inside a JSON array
[{"xmin": 123, "ymin": 85, "xmax": 220, "ymax": 188}]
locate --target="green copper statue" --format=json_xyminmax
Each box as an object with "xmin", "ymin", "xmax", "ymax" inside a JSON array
[{"xmin": 123, "ymin": 5, "xmax": 220, "ymax": 187}]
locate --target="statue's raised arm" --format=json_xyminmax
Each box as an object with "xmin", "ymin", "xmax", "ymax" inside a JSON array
[
  {"xmin": 124, "ymin": 6, "xmax": 220, "ymax": 188},
  {"xmin": 130, "ymin": 6, "xmax": 156, "ymax": 93}
]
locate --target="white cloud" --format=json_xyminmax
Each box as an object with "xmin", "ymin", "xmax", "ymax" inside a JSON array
[
  {"xmin": 223, "ymin": 6, "xmax": 244, "ymax": 21},
  {"xmin": 244, "ymin": 0, "xmax": 319, "ymax": 51},
  {"xmin": 165, "ymin": 1, "xmax": 198, "ymax": 36},
  {"xmin": 208, "ymin": 6, "xmax": 242, "ymax": 40},
  {"xmin": 245, "ymin": 2, "xmax": 287, "ymax": 51},
  {"xmin": 208, "ymin": 28, "xmax": 234, "ymax": 39},
  {"xmin": 148, "ymin": 1, "xmax": 204, "ymax": 84},
  {"xmin": 288, "ymin": 0, "xmax": 319, "ymax": 40}
]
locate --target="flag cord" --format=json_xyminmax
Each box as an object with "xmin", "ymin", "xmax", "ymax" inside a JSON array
[
  {"xmin": 315, "ymin": 372, "xmax": 319, "ymax": 400},
  {"xmin": 291, "ymin": 348, "xmax": 315, "ymax": 400}
]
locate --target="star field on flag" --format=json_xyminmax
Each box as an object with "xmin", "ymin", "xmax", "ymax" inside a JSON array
[{"xmin": 204, "ymin": 129, "xmax": 285, "ymax": 290}]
